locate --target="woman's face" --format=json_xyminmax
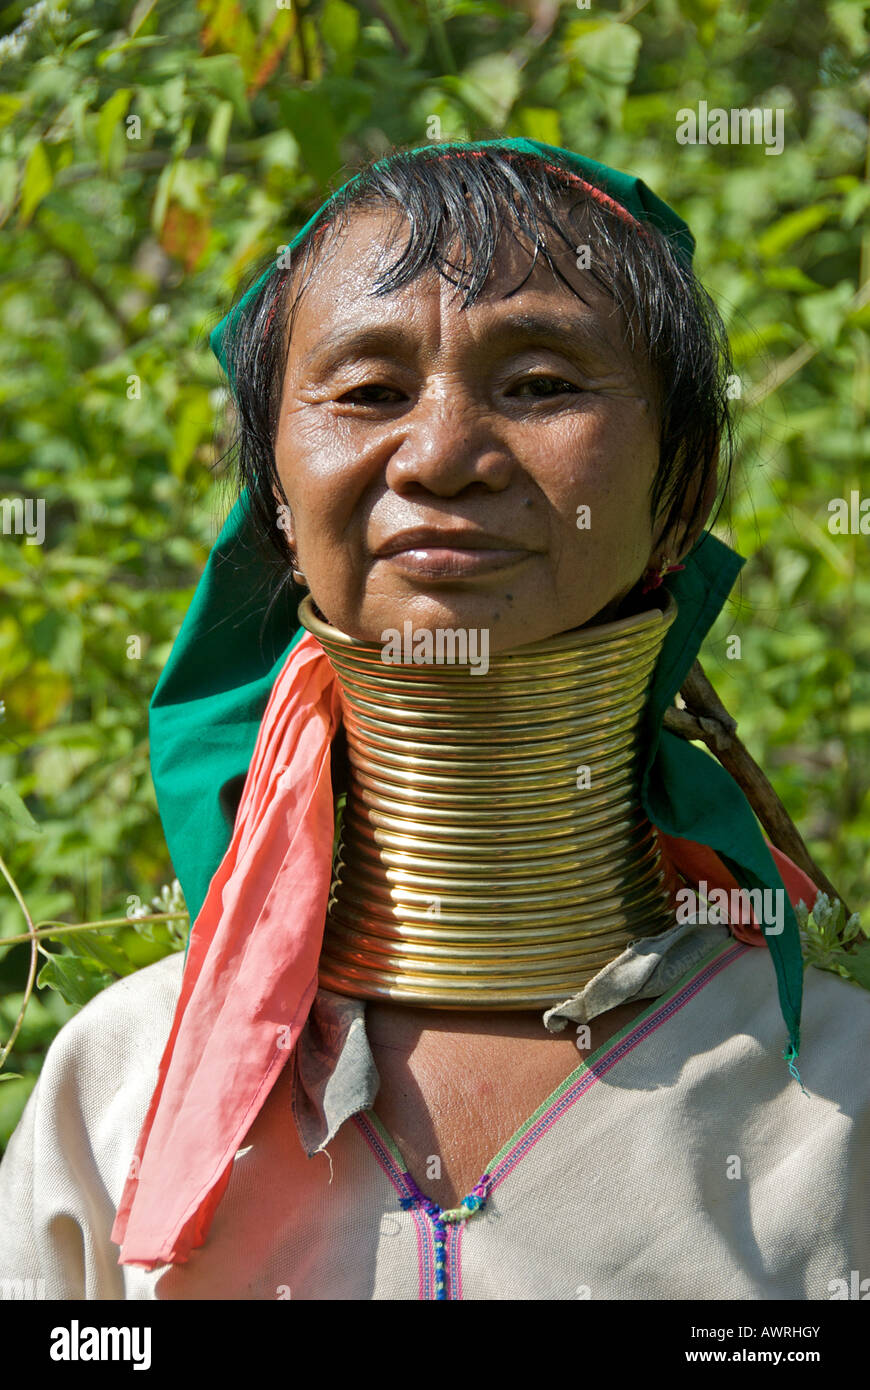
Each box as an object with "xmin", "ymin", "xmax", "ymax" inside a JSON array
[{"xmin": 274, "ymin": 206, "xmax": 670, "ymax": 652}]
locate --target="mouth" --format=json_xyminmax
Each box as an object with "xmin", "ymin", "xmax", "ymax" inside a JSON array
[{"xmin": 373, "ymin": 528, "xmax": 535, "ymax": 579}]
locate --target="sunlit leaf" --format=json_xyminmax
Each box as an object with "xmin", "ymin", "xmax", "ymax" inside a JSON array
[
  {"xmin": 453, "ymin": 53, "xmax": 520, "ymax": 126},
  {"xmin": 18, "ymin": 141, "xmax": 53, "ymax": 226},
  {"xmin": 206, "ymin": 99, "xmax": 234, "ymax": 162},
  {"xmin": 516, "ymin": 107, "xmax": 561, "ymax": 145},
  {"xmin": 566, "ymin": 20, "xmax": 642, "ymax": 86},
  {"xmin": 96, "ymin": 88, "xmax": 133, "ymax": 174},
  {"xmin": 0, "ymin": 96, "xmax": 24, "ymax": 129},
  {"xmin": 37, "ymin": 954, "xmax": 115, "ymax": 1009},
  {"xmin": 321, "ymin": 0, "xmax": 360, "ymax": 56},
  {"xmin": 756, "ymin": 205, "xmax": 832, "ymax": 260},
  {"xmin": 0, "ymin": 785, "xmax": 40, "ymax": 835}
]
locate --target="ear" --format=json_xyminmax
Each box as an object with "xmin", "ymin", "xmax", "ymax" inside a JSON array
[
  {"xmin": 650, "ymin": 446, "xmax": 720, "ymax": 565},
  {"xmin": 270, "ymin": 484, "xmax": 299, "ymax": 562}
]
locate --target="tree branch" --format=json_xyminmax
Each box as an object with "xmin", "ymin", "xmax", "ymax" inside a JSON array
[
  {"xmin": 54, "ymin": 143, "xmax": 264, "ymax": 187},
  {"xmin": 0, "ymin": 853, "xmax": 41, "ymax": 1072},
  {"xmin": 511, "ymin": 0, "xmax": 559, "ymax": 70},
  {"xmin": 357, "ymin": 0, "xmax": 409, "ymax": 56},
  {"xmin": 663, "ymin": 659, "xmax": 851, "ymax": 914}
]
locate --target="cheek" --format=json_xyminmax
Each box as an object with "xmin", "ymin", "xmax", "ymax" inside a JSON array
[
  {"xmin": 540, "ymin": 411, "xmax": 657, "ymax": 533},
  {"xmin": 531, "ymin": 425, "xmax": 658, "ymax": 604},
  {"xmin": 275, "ymin": 412, "xmax": 362, "ymax": 532}
]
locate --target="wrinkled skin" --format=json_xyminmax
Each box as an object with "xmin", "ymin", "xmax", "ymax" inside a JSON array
[{"xmin": 274, "ymin": 206, "xmax": 713, "ymax": 651}]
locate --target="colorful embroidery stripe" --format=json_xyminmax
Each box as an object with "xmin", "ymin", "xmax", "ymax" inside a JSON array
[
  {"xmin": 487, "ymin": 940, "xmax": 748, "ymax": 1194},
  {"xmin": 352, "ymin": 1112, "xmax": 434, "ymax": 1299},
  {"xmin": 451, "ymin": 1221, "xmax": 464, "ymax": 1302}
]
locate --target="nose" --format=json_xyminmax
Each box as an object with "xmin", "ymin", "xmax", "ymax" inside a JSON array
[{"xmin": 384, "ymin": 389, "xmax": 514, "ymax": 497}]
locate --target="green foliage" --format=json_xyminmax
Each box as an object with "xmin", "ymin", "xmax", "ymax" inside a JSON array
[
  {"xmin": 0, "ymin": 0, "xmax": 868, "ymax": 1147},
  {"xmin": 797, "ymin": 891, "xmax": 870, "ymax": 989}
]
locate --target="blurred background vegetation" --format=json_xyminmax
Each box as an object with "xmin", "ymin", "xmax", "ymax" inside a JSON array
[{"xmin": 0, "ymin": 0, "xmax": 867, "ymax": 1148}]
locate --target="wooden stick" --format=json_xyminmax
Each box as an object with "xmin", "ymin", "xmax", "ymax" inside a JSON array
[{"xmin": 662, "ymin": 659, "xmax": 850, "ymax": 915}]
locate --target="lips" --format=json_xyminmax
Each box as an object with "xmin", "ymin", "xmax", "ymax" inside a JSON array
[
  {"xmin": 372, "ymin": 528, "xmax": 534, "ymax": 579},
  {"xmin": 373, "ymin": 527, "xmax": 526, "ymax": 558}
]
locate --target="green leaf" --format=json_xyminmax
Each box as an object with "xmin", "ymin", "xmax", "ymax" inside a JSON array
[
  {"xmin": 277, "ymin": 90, "xmax": 341, "ymax": 183},
  {"xmin": 18, "ymin": 141, "xmax": 53, "ymax": 226},
  {"xmin": 797, "ymin": 282, "xmax": 855, "ymax": 349},
  {"xmin": 516, "ymin": 107, "xmax": 561, "ymax": 146},
  {"xmin": 756, "ymin": 205, "xmax": 831, "ymax": 260},
  {"xmin": 0, "ymin": 157, "xmax": 17, "ymax": 227},
  {"xmin": 0, "ymin": 784, "xmax": 41, "ymax": 835},
  {"xmin": 830, "ymin": 0, "xmax": 868, "ymax": 57},
  {"xmin": 61, "ymin": 928, "xmax": 135, "ymax": 977},
  {"xmin": 451, "ymin": 53, "xmax": 521, "ymax": 126},
  {"xmin": 96, "ymin": 88, "xmax": 133, "ymax": 174},
  {"xmin": 761, "ymin": 266, "xmax": 821, "ymax": 295},
  {"xmin": 566, "ymin": 21, "xmax": 642, "ymax": 87},
  {"xmin": 206, "ymin": 99, "xmax": 234, "ymax": 163},
  {"xmin": 842, "ymin": 182, "xmax": 870, "ymax": 228},
  {"xmin": 0, "ymin": 96, "xmax": 24, "ymax": 129},
  {"xmin": 321, "ymin": 0, "xmax": 360, "ymax": 56},
  {"xmin": 0, "ymin": 1073, "xmax": 23, "ymax": 1083},
  {"xmin": 30, "ymin": 609, "xmax": 83, "ymax": 673},
  {"xmin": 197, "ymin": 55, "xmax": 250, "ymax": 125},
  {"xmin": 369, "ymin": 0, "xmax": 428, "ymax": 58},
  {"xmin": 67, "ymin": 29, "xmax": 103, "ymax": 52},
  {"xmin": 838, "ymin": 944, "xmax": 870, "ymax": 992},
  {"xmin": 151, "ymin": 161, "xmax": 174, "ymax": 236},
  {"xmin": 37, "ymin": 954, "xmax": 115, "ymax": 1009},
  {"xmin": 169, "ymin": 390, "xmax": 213, "ymax": 479},
  {"xmin": 128, "ymin": 0, "xmax": 158, "ymax": 39},
  {"xmin": 96, "ymin": 35, "xmax": 167, "ymax": 67}
]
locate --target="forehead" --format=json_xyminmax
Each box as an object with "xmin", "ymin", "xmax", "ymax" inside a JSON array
[{"xmin": 285, "ymin": 205, "xmax": 640, "ymax": 364}]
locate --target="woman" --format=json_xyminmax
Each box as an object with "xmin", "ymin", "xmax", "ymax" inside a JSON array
[{"xmin": 1, "ymin": 139, "xmax": 866, "ymax": 1301}]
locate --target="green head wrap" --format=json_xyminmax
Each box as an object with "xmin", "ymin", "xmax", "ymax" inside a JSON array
[{"xmin": 152, "ymin": 139, "xmax": 804, "ymax": 1070}]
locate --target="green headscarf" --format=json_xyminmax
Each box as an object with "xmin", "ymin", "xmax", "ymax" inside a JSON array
[{"xmin": 151, "ymin": 139, "xmax": 804, "ymax": 1071}]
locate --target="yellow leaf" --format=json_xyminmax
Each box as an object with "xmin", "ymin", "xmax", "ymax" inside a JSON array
[
  {"xmin": 0, "ymin": 95, "xmax": 23, "ymax": 129},
  {"xmin": 5, "ymin": 663, "xmax": 73, "ymax": 731}
]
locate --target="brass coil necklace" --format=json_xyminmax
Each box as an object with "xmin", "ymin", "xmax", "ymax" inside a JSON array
[{"xmin": 298, "ymin": 593, "xmax": 678, "ymax": 1009}]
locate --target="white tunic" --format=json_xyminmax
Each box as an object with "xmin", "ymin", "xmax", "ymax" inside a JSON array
[{"xmin": 0, "ymin": 935, "xmax": 867, "ymax": 1300}]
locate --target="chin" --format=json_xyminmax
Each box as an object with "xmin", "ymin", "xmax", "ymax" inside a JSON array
[{"xmin": 311, "ymin": 594, "xmax": 619, "ymax": 656}]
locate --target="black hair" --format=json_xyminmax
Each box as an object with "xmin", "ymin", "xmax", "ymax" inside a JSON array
[{"xmin": 219, "ymin": 144, "xmax": 734, "ymax": 606}]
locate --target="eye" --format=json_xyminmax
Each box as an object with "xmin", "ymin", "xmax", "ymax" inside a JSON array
[
  {"xmin": 338, "ymin": 384, "xmax": 405, "ymax": 404},
  {"xmin": 508, "ymin": 375, "xmax": 579, "ymax": 398}
]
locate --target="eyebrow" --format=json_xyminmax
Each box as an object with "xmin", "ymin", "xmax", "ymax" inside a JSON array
[{"xmin": 299, "ymin": 309, "xmax": 625, "ymax": 376}]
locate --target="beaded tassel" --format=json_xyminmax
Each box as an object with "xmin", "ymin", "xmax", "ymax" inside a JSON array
[{"xmin": 400, "ymin": 1172, "xmax": 492, "ymax": 1300}]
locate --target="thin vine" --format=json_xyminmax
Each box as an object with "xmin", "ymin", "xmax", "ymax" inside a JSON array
[{"xmin": 0, "ymin": 852, "xmax": 189, "ymax": 1078}]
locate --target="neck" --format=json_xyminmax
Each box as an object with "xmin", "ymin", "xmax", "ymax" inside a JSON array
[{"xmin": 298, "ymin": 594, "xmax": 678, "ymax": 1010}]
